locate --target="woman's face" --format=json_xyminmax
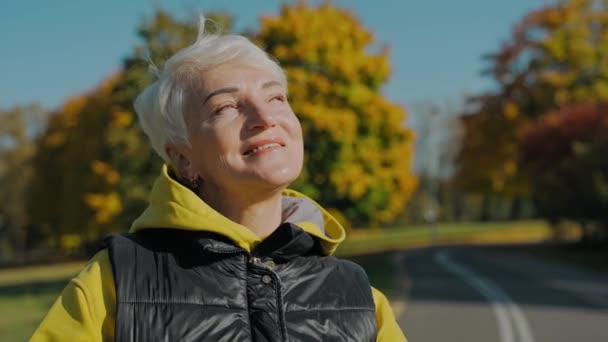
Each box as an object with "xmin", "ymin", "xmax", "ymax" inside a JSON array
[{"xmin": 179, "ymin": 64, "xmax": 303, "ymax": 195}]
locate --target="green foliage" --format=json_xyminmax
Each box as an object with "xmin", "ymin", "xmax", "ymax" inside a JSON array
[{"xmin": 257, "ymin": 2, "xmax": 417, "ymax": 224}]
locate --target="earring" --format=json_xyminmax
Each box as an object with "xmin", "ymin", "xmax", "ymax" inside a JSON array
[{"xmin": 190, "ymin": 177, "xmax": 200, "ymax": 192}]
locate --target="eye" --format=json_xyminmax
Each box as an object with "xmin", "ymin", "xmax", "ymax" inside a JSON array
[
  {"xmin": 269, "ymin": 94, "xmax": 287, "ymax": 103},
  {"xmin": 213, "ymin": 102, "xmax": 239, "ymax": 115}
]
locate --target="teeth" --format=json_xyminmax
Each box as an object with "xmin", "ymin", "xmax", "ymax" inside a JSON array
[{"xmin": 248, "ymin": 143, "xmax": 280, "ymax": 154}]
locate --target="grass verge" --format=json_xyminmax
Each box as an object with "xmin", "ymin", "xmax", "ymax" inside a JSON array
[
  {"xmin": 0, "ymin": 262, "xmax": 84, "ymax": 341},
  {"xmin": 335, "ymin": 220, "xmax": 579, "ymax": 257}
]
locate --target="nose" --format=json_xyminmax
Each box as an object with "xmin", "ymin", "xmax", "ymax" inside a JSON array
[{"xmin": 246, "ymin": 101, "xmax": 276, "ymax": 130}]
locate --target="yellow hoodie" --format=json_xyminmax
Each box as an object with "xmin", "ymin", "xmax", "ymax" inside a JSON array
[{"xmin": 30, "ymin": 165, "xmax": 406, "ymax": 341}]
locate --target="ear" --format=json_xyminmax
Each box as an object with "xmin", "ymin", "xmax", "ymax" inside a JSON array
[{"xmin": 166, "ymin": 144, "xmax": 196, "ymax": 181}]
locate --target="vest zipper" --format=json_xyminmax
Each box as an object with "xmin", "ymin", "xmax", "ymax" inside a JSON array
[
  {"xmin": 249, "ymin": 256, "xmax": 287, "ymax": 341},
  {"xmin": 203, "ymin": 249, "xmax": 287, "ymax": 341}
]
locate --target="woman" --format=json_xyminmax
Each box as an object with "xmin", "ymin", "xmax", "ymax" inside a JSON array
[{"xmin": 30, "ymin": 16, "xmax": 406, "ymax": 342}]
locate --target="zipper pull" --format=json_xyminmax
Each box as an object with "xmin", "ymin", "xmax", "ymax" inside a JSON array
[{"xmin": 249, "ymin": 256, "xmax": 276, "ymax": 269}]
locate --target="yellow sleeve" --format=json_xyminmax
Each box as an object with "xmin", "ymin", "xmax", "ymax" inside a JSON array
[
  {"xmin": 29, "ymin": 250, "xmax": 116, "ymax": 342},
  {"xmin": 372, "ymin": 287, "xmax": 407, "ymax": 342}
]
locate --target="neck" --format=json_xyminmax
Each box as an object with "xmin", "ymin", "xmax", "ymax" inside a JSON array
[{"xmin": 199, "ymin": 184, "xmax": 283, "ymax": 237}]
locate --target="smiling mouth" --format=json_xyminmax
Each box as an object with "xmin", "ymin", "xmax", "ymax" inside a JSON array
[{"xmin": 244, "ymin": 143, "xmax": 284, "ymax": 155}]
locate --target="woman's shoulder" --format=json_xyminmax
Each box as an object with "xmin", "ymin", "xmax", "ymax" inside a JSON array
[
  {"xmin": 78, "ymin": 249, "xmax": 115, "ymax": 290},
  {"xmin": 65, "ymin": 249, "xmax": 117, "ymax": 327},
  {"xmin": 29, "ymin": 249, "xmax": 117, "ymax": 341}
]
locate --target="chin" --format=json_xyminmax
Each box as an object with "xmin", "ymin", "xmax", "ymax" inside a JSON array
[{"xmin": 251, "ymin": 165, "xmax": 301, "ymax": 190}]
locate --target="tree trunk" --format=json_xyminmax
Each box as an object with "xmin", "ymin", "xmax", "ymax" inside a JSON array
[
  {"xmin": 509, "ymin": 197, "xmax": 521, "ymax": 220},
  {"xmin": 480, "ymin": 195, "xmax": 491, "ymax": 221}
]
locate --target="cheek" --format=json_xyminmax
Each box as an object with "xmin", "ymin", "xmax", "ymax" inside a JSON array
[
  {"xmin": 201, "ymin": 123, "xmax": 236, "ymax": 154},
  {"xmin": 189, "ymin": 129, "xmax": 229, "ymax": 169},
  {"xmin": 286, "ymin": 114, "xmax": 303, "ymax": 140},
  {"xmin": 291, "ymin": 120, "xmax": 304, "ymax": 167}
]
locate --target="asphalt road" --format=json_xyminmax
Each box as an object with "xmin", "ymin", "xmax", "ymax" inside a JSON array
[{"xmin": 354, "ymin": 245, "xmax": 608, "ymax": 342}]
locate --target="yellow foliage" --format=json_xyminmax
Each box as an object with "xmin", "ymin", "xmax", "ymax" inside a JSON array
[
  {"xmin": 91, "ymin": 160, "xmax": 120, "ymax": 185},
  {"xmin": 60, "ymin": 234, "xmax": 82, "ymax": 251},
  {"xmin": 258, "ymin": 1, "xmax": 416, "ymax": 223},
  {"xmin": 44, "ymin": 132, "xmax": 66, "ymax": 147},
  {"xmin": 504, "ymin": 160, "xmax": 518, "ymax": 176},
  {"xmin": 112, "ymin": 110, "xmax": 133, "ymax": 128},
  {"xmin": 84, "ymin": 192, "xmax": 123, "ymax": 224},
  {"xmin": 592, "ymin": 80, "xmax": 608, "ymax": 100},
  {"xmin": 492, "ymin": 176, "xmax": 505, "ymax": 192},
  {"xmin": 99, "ymin": 73, "xmax": 122, "ymax": 94},
  {"xmin": 91, "ymin": 160, "xmax": 110, "ymax": 175},
  {"xmin": 503, "ymin": 101, "xmax": 519, "ymax": 120},
  {"xmin": 60, "ymin": 95, "xmax": 88, "ymax": 128}
]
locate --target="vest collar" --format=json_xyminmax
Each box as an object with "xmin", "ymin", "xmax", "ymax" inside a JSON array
[{"xmin": 195, "ymin": 223, "xmax": 319, "ymax": 261}]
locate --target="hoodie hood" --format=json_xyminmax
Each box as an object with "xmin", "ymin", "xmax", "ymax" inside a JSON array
[{"xmin": 130, "ymin": 165, "xmax": 345, "ymax": 255}]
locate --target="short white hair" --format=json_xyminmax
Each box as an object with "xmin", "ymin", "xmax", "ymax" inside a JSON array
[{"xmin": 134, "ymin": 15, "xmax": 287, "ymax": 162}]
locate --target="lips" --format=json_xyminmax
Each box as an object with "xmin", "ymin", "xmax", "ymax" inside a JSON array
[{"xmin": 243, "ymin": 139, "xmax": 285, "ymax": 155}]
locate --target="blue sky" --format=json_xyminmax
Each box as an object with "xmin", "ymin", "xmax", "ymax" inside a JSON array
[{"xmin": 1, "ymin": 0, "xmax": 552, "ymax": 112}]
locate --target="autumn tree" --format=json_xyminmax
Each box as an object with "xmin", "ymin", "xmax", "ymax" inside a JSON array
[
  {"xmin": 256, "ymin": 2, "xmax": 416, "ymax": 225},
  {"xmin": 0, "ymin": 104, "xmax": 47, "ymax": 260},
  {"xmin": 26, "ymin": 79, "xmax": 123, "ymax": 248},
  {"xmin": 456, "ymin": 0, "xmax": 608, "ymax": 216},
  {"xmin": 521, "ymin": 102, "xmax": 608, "ymax": 239}
]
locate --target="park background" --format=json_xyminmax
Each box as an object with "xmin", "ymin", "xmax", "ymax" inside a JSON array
[{"xmin": 1, "ymin": 0, "xmax": 608, "ymax": 340}]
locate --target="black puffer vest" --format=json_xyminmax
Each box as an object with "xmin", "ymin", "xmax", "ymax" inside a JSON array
[{"xmin": 106, "ymin": 223, "xmax": 377, "ymax": 341}]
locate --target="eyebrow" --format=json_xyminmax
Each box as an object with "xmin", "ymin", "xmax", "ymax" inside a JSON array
[
  {"xmin": 202, "ymin": 81, "xmax": 284, "ymax": 104},
  {"xmin": 262, "ymin": 80, "xmax": 282, "ymax": 89},
  {"xmin": 203, "ymin": 87, "xmax": 239, "ymax": 104}
]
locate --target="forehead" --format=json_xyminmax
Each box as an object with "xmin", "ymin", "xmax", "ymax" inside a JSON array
[{"xmin": 198, "ymin": 64, "xmax": 283, "ymax": 92}]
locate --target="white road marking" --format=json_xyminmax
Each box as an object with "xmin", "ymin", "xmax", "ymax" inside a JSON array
[{"xmin": 434, "ymin": 250, "xmax": 535, "ymax": 342}]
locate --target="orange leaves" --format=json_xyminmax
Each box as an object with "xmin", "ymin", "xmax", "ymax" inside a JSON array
[
  {"xmin": 503, "ymin": 101, "xmax": 520, "ymax": 120},
  {"xmin": 503, "ymin": 160, "xmax": 518, "ymax": 177},
  {"xmin": 111, "ymin": 109, "xmax": 134, "ymax": 128},
  {"xmin": 44, "ymin": 132, "xmax": 66, "ymax": 147},
  {"xmin": 59, "ymin": 95, "xmax": 88, "ymax": 129}
]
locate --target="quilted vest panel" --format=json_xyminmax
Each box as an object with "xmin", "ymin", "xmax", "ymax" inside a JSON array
[{"xmin": 106, "ymin": 225, "xmax": 377, "ymax": 341}]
